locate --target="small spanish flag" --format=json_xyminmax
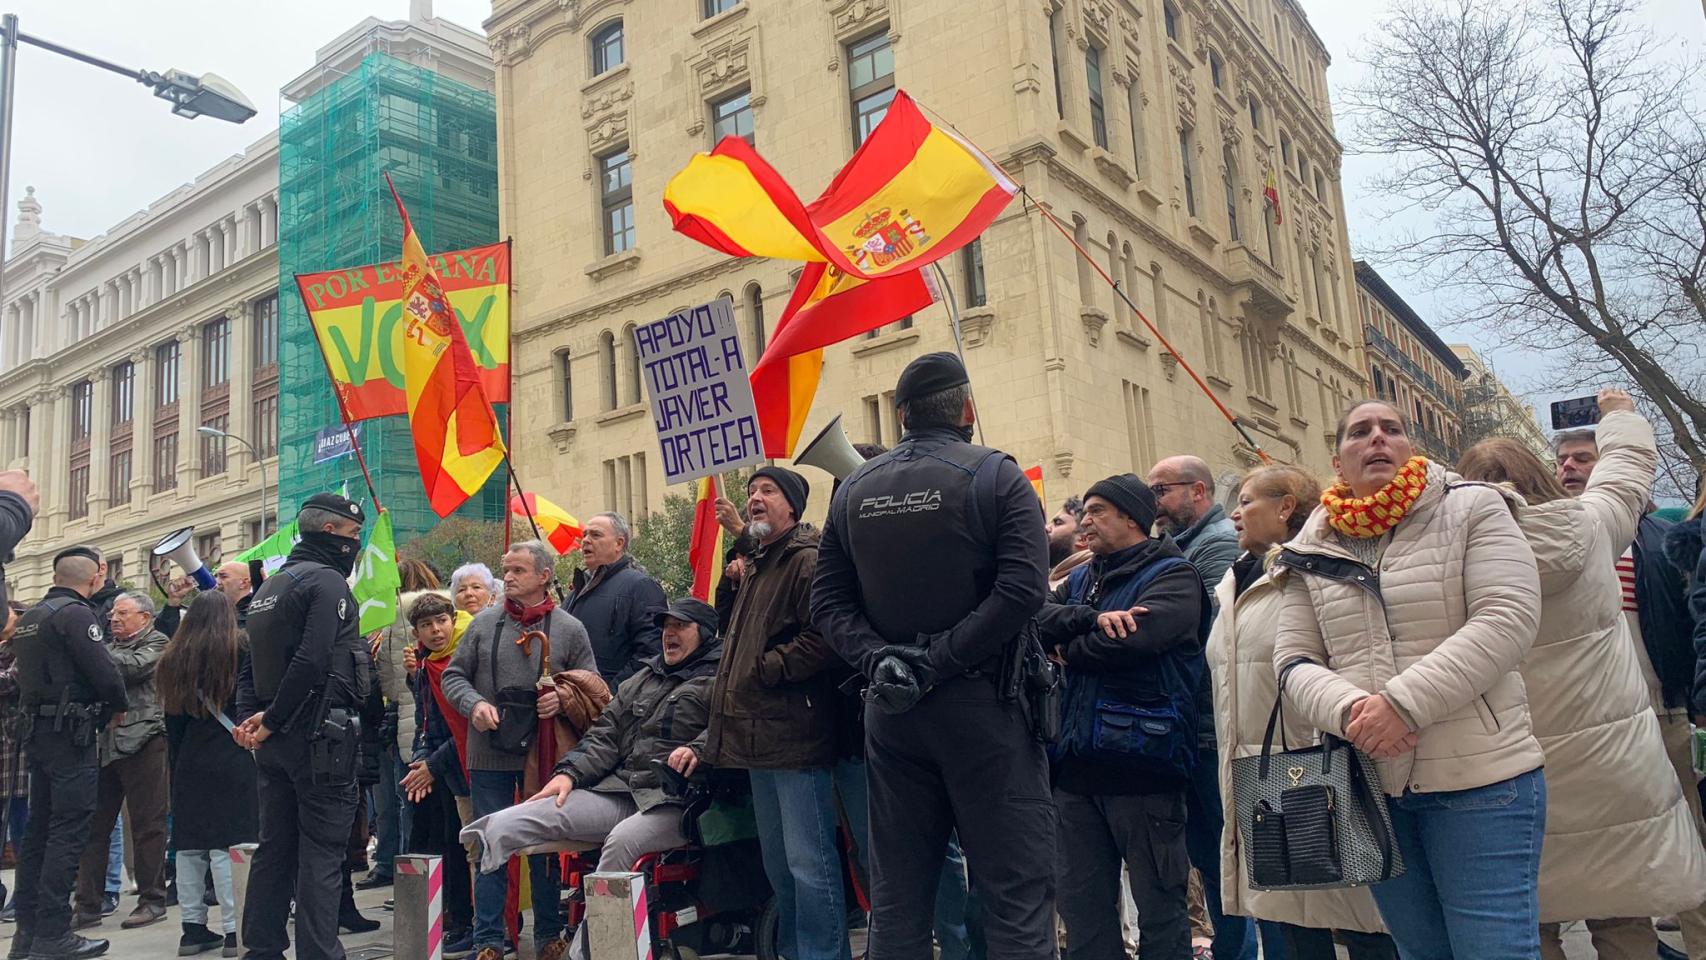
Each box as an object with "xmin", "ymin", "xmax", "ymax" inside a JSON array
[
  {"xmin": 1264, "ymin": 168, "xmax": 1283, "ymax": 226},
  {"xmin": 688, "ymin": 476, "xmax": 726, "ymax": 602},
  {"xmin": 1025, "ymin": 464, "xmax": 1045, "ymax": 504},
  {"xmin": 509, "ymin": 493, "xmax": 584, "ymax": 555}
]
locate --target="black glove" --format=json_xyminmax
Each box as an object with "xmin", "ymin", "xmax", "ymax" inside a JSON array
[{"xmin": 864, "ymin": 655, "xmax": 923, "ymax": 715}]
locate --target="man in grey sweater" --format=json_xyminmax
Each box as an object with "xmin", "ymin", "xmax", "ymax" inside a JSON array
[{"xmin": 441, "ymin": 541, "xmax": 596, "ymax": 960}]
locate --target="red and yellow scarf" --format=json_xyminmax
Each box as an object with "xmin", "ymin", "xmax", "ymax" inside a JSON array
[{"xmin": 1322, "ymin": 457, "xmax": 1430, "ymax": 538}]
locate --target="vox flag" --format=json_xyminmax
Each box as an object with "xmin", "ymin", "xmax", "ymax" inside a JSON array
[
  {"xmin": 297, "ymin": 242, "xmax": 510, "ymax": 422},
  {"xmin": 351, "ymin": 508, "xmax": 402, "ymax": 635},
  {"xmin": 751, "ymin": 262, "xmax": 937, "ymax": 456},
  {"xmin": 663, "ymin": 91, "xmax": 1017, "ymax": 280},
  {"xmin": 387, "ymin": 178, "xmax": 507, "ymax": 518},
  {"xmin": 234, "ymin": 520, "xmax": 300, "ymax": 577}
]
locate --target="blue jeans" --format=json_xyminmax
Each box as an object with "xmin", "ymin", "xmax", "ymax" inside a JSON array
[
  {"xmin": 750, "ymin": 768, "xmax": 850, "ymax": 960},
  {"xmin": 1371, "ymin": 768, "xmax": 1546, "ymax": 960},
  {"xmin": 1185, "ymin": 747, "xmax": 1256, "ymax": 960},
  {"xmin": 372, "ymin": 744, "xmax": 412, "ymax": 874},
  {"xmin": 105, "ymin": 817, "xmax": 123, "ymax": 896},
  {"xmin": 833, "ymin": 758, "xmax": 977, "ymax": 960},
  {"xmin": 470, "ymin": 770, "xmax": 564, "ymax": 951}
]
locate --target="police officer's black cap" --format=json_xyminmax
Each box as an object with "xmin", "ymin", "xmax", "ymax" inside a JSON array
[
  {"xmin": 52, "ymin": 545, "xmax": 101, "ymax": 567},
  {"xmin": 893, "ymin": 352, "xmax": 970, "ymax": 406},
  {"xmin": 751, "ymin": 466, "xmax": 809, "ymax": 519},
  {"xmin": 653, "ymin": 597, "xmax": 719, "ymax": 640},
  {"xmin": 1085, "ymin": 474, "xmax": 1159, "ymax": 532},
  {"xmin": 302, "ymin": 493, "xmax": 366, "ymax": 524}
]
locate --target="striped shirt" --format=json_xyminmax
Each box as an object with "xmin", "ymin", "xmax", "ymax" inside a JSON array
[{"xmin": 1615, "ymin": 548, "xmax": 1639, "ymax": 613}]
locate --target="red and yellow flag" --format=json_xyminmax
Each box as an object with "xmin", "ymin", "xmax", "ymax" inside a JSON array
[
  {"xmin": 297, "ymin": 243, "xmax": 510, "ymax": 422},
  {"xmin": 752, "ymin": 262, "xmax": 937, "ymax": 456},
  {"xmin": 387, "ymin": 176, "xmax": 506, "ymax": 518},
  {"xmin": 509, "ymin": 493, "xmax": 584, "ymax": 555},
  {"xmin": 688, "ymin": 475, "xmax": 726, "ymax": 602},
  {"xmin": 1264, "ymin": 169, "xmax": 1283, "ymax": 226},
  {"xmin": 1025, "ymin": 464, "xmax": 1045, "ymax": 504},
  {"xmin": 663, "ymin": 91, "xmax": 1017, "ymax": 281}
]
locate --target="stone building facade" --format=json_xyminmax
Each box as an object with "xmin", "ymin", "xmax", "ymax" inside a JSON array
[
  {"xmin": 486, "ymin": 0, "xmax": 1367, "ymax": 522},
  {"xmin": 1452, "ymin": 343, "xmax": 1549, "ymax": 458},
  {"xmin": 1352, "ymin": 260, "xmax": 1467, "ymax": 463}
]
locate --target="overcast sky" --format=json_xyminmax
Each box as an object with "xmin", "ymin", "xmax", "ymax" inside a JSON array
[{"xmin": 6, "ymin": 0, "xmax": 1702, "ymax": 415}]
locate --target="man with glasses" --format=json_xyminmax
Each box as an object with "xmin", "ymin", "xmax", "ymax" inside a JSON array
[{"xmin": 1145, "ymin": 455, "xmax": 1252, "ymax": 960}]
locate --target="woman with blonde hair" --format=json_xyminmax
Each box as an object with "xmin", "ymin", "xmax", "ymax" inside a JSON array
[
  {"xmin": 1458, "ymin": 389, "xmax": 1706, "ymax": 959},
  {"xmin": 1207, "ymin": 464, "xmax": 1392, "ymax": 960},
  {"xmin": 1271, "ymin": 398, "xmax": 1545, "ymax": 960}
]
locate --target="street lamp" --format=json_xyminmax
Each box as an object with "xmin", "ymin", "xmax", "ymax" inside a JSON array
[
  {"xmin": 0, "ymin": 15, "xmax": 257, "ymax": 306},
  {"xmin": 198, "ymin": 425, "xmax": 269, "ymax": 540}
]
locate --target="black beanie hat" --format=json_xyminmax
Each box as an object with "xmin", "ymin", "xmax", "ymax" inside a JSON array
[
  {"xmin": 894, "ymin": 352, "xmax": 970, "ymax": 406},
  {"xmin": 751, "ymin": 466, "xmax": 809, "ymax": 520},
  {"xmin": 1084, "ymin": 474, "xmax": 1158, "ymax": 532}
]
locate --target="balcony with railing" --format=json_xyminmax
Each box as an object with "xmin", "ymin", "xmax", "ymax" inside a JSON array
[{"xmin": 1364, "ymin": 324, "xmax": 1455, "ymax": 404}]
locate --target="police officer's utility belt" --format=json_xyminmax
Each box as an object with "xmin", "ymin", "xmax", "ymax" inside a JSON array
[{"xmin": 32, "ymin": 703, "xmax": 102, "ymax": 718}]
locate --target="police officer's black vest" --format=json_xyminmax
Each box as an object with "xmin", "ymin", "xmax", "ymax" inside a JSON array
[
  {"xmin": 248, "ymin": 562, "xmax": 366, "ymax": 709},
  {"xmin": 838, "ymin": 432, "xmax": 1010, "ymax": 646},
  {"xmin": 13, "ymin": 595, "xmax": 103, "ymax": 709}
]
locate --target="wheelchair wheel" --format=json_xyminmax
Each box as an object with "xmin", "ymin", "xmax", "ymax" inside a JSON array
[{"xmin": 755, "ymin": 897, "xmax": 781, "ymax": 960}]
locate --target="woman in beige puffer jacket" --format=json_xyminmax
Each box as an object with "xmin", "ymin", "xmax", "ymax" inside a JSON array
[
  {"xmin": 1271, "ymin": 399, "xmax": 1546, "ymax": 960},
  {"xmin": 1208, "ymin": 464, "xmax": 1389, "ymax": 960},
  {"xmin": 1457, "ymin": 396, "xmax": 1706, "ymax": 959}
]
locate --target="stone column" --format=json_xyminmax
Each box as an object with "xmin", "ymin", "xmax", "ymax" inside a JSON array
[
  {"xmin": 42, "ymin": 387, "xmax": 67, "ymax": 535},
  {"xmin": 89, "ymin": 369, "xmax": 110, "ymax": 523},
  {"xmin": 260, "ymin": 197, "xmax": 276, "ymax": 249},
  {"xmin": 197, "ymin": 231, "xmax": 212, "ymax": 279},
  {"xmin": 233, "ymin": 207, "xmax": 251, "ymax": 260},
  {"xmin": 2, "ymin": 409, "xmax": 15, "ymax": 466},
  {"xmin": 19, "ymin": 293, "xmax": 34, "ymax": 362},
  {"xmin": 176, "ymin": 325, "xmax": 202, "ymax": 497},
  {"xmin": 25, "ymin": 392, "xmax": 46, "ymax": 475},
  {"xmin": 2, "ymin": 303, "xmax": 15, "ymax": 370},
  {"xmin": 130, "ymin": 350, "xmax": 153, "ymax": 501},
  {"xmin": 228, "ymin": 298, "xmax": 253, "ymax": 479}
]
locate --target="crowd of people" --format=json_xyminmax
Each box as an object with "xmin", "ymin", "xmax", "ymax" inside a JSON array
[{"xmin": 0, "ymin": 356, "xmax": 1703, "ymax": 960}]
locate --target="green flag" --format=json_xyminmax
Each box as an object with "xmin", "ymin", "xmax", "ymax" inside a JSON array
[
  {"xmin": 351, "ymin": 508, "xmax": 401, "ymax": 635},
  {"xmin": 234, "ymin": 520, "xmax": 300, "ymax": 576}
]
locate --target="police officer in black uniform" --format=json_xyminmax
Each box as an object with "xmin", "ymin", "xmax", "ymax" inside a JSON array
[
  {"xmin": 235, "ymin": 493, "xmax": 369, "ymax": 960},
  {"xmin": 813, "ymin": 352, "xmax": 1053, "ymax": 960},
  {"xmin": 10, "ymin": 549, "xmax": 126, "ymax": 960}
]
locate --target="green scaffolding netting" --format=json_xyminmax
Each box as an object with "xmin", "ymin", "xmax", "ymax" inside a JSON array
[{"xmin": 276, "ymin": 53, "xmax": 506, "ymax": 543}]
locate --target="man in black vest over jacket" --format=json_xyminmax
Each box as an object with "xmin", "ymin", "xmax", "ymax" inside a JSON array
[
  {"xmin": 235, "ymin": 493, "xmax": 369, "ymax": 960},
  {"xmin": 813, "ymin": 352, "xmax": 1052, "ymax": 960}
]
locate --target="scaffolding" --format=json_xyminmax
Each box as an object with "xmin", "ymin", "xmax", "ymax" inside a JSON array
[{"xmin": 276, "ymin": 53, "xmax": 504, "ymax": 542}]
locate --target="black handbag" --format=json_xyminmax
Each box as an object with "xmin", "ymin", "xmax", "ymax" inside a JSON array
[
  {"xmin": 1230, "ymin": 660, "xmax": 1404, "ymax": 891},
  {"xmin": 488, "ymin": 612, "xmax": 547, "ymax": 756}
]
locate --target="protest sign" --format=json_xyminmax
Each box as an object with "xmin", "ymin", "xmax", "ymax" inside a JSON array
[{"xmin": 634, "ymin": 297, "xmax": 764, "ymax": 485}]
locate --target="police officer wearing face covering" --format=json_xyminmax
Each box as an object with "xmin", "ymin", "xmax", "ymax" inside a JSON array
[
  {"xmin": 235, "ymin": 494, "xmax": 370, "ymax": 960},
  {"xmin": 813, "ymin": 352, "xmax": 1053, "ymax": 960},
  {"xmin": 10, "ymin": 548, "xmax": 126, "ymax": 960}
]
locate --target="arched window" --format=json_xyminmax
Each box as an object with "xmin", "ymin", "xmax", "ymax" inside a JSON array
[
  {"xmin": 623, "ymin": 323, "xmax": 642, "ymax": 405},
  {"xmin": 591, "ymin": 20, "xmax": 624, "ymax": 76},
  {"xmin": 599, "ymin": 330, "xmax": 617, "ymax": 410},
  {"xmin": 745, "ymin": 283, "xmax": 767, "ymax": 357}
]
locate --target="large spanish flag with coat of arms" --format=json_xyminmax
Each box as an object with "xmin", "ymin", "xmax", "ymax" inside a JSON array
[
  {"xmin": 663, "ymin": 91, "xmax": 1016, "ymax": 280},
  {"xmin": 387, "ymin": 176, "xmax": 507, "ymax": 518}
]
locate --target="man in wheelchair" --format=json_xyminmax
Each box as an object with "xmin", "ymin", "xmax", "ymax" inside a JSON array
[{"xmin": 460, "ymin": 596, "xmax": 722, "ymax": 896}]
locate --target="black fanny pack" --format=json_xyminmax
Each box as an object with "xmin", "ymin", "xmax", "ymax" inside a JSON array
[{"xmin": 488, "ymin": 612, "xmax": 548, "ymax": 756}]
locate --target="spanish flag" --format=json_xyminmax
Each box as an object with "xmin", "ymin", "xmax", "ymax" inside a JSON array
[
  {"xmin": 1025, "ymin": 464, "xmax": 1045, "ymax": 504},
  {"xmin": 752, "ymin": 262, "xmax": 937, "ymax": 456},
  {"xmin": 1264, "ymin": 168, "xmax": 1283, "ymax": 226},
  {"xmin": 663, "ymin": 91, "xmax": 1017, "ymax": 281},
  {"xmin": 688, "ymin": 476, "xmax": 725, "ymax": 602},
  {"xmin": 387, "ymin": 176, "xmax": 506, "ymax": 518},
  {"xmin": 509, "ymin": 493, "xmax": 584, "ymax": 555}
]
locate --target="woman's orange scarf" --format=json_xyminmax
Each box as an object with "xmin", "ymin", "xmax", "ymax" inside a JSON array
[{"xmin": 1322, "ymin": 456, "xmax": 1429, "ymax": 538}]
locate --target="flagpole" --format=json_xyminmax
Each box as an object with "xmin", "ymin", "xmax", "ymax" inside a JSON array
[
  {"xmin": 295, "ymin": 272, "xmax": 387, "ymax": 511},
  {"xmin": 502, "ymin": 455, "xmax": 567, "ymax": 603},
  {"xmin": 503, "ymin": 236, "xmax": 515, "ymax": 553},
  {"xmin": 910, "ymin": 98, "xmax": 1269, "ymax": 464},
  {"xmin": 929, "ymin": 260, "xmax": 985, "ymax": 447}
]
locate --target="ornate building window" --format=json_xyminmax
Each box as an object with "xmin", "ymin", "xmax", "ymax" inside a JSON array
[
  {"xmin": 1086, "ymin": 45, "xmax": 1109, "ymax": 148},
  {"xmin": 600, "ymin": 149, "xmax": 636, "ymax": 255},
  {"xmin": 848, "ymin": 33, "xmax": 896, "ymax": 145},
  {"xmin": 591, "ymin": 21, "xmax": 624, "ymax": 76}
]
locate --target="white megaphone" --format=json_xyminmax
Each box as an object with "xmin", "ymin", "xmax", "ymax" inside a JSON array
[
  {"xmin": 151, "ymin": 526, "xmax": 216, "ymax": 591},
  {"xmin": 794, "ymin": 413, "xmax": 867, "ymax": 480}
]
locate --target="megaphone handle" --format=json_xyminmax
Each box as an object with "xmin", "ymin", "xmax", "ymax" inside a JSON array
[{"xmin": 191, "ymin": 567, "xmax": 217, "ymax": 591}]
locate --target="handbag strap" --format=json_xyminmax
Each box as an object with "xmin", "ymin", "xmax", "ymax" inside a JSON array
[{"xmin": 1258, "ymin": 658, "xmax": 1311, "ymax": 778}]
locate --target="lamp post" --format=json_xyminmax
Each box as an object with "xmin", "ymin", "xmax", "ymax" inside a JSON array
[
  {"xmin": 0, "ymin": 15, "xmax": 256, "ymax": 307},
  {"xmin": 198, "ymin": 426, "xmax": 269, "ymax": 540}
]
